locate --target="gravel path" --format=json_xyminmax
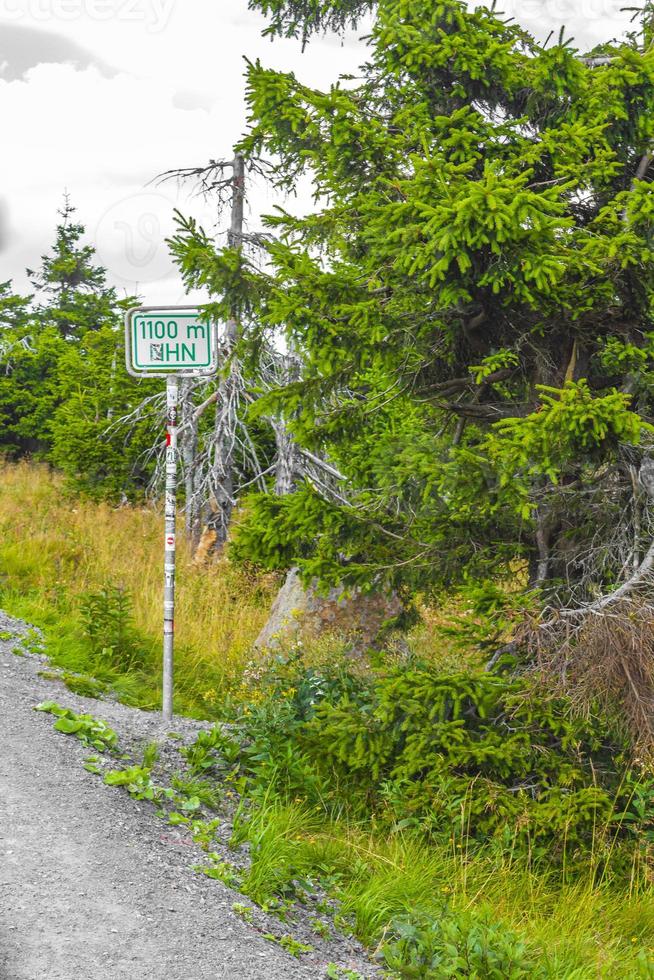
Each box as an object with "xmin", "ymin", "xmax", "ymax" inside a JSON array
[{"xmin": 0, "ymin": 611, "xmax": 370, "ymax": 980}]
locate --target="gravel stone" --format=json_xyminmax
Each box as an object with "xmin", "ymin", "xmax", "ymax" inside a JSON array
[{"xmin": 0, "ymin": 610, "xmax": 377, "ymax": 980}]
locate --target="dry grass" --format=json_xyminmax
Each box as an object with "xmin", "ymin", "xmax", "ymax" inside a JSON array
[
  {"xmin": 0, "ymin": 461, "xmax": 278, "ymax": 711},
  {"xmin": 531, "ymin": 600, "xmax": 654, "ymax": 754}
]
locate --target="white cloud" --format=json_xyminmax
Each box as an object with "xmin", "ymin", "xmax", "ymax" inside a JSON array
[
  {"xmin": 0, "ymin": 64, "xmax": 230, "ymax": 302},
  {"xmin": 0, "ymin": 1, "xmax": 642, "ymax": 305},
  {"xmin": 0, "ymin": 3, "xmax": 368, "ymax": 304},
  {"xmin": 502, "ymin": 0, "xmax": 632, "ymax": 46}
]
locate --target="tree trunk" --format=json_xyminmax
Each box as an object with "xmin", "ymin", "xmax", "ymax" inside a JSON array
[
  {"xmin": 273, "ymin": 356, "xmax": 300, "ymax": 496},
  {"xmin": 205, "ymin": 152, "xmax": 245, "ymax": 554},
  {"xmin": 181, "ymin": 379, "xmax": 201, "ymax": 547}
]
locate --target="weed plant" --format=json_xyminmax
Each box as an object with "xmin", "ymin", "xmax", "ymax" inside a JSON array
[{"xmin": 35, "ymin": 701, "xmax": 118, "ymax": 752}]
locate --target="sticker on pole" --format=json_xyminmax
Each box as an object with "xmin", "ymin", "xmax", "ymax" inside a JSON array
[{"xmin": 125, "ymin": 306, "xmax": 218, "ymax": 377}]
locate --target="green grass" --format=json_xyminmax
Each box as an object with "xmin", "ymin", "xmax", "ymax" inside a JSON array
[
  {"xmin": 230, "ymin": 798, "xmax": 654, "ymax": 977},
  {"xmin": 2, "ymin": 590, "xmax": 164, "ymax": 712},
  {"xmin": 233, "ymin": 799, "xmax": 322, "ymax": 905}
]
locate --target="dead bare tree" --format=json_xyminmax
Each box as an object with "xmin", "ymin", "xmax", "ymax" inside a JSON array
[
  {"xmin": 270, "ymin": 355, "xmax": 301, "ymax": 496},
  {"xmin": 201, "ymin": 154, "xmax": 245, "ymax": 551},
  {"xmin": 511, "ymin": 447, "xmax": 654, "ymax": 750},
  {"xmin": 157, "ymin": 153, "xmax": 248, "ymax": 553},
  {"xmin": 110, "ymin": 153, "xmax": 348, "ymax": 558},
  {"xmin": 180, "ymin": 378, "xmax": 201, "ymax": 544}
]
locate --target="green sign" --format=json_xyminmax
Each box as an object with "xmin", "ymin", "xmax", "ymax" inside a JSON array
[{"xmin": 125, "ymin": 307, "xmax": 217, "ymax": 376}]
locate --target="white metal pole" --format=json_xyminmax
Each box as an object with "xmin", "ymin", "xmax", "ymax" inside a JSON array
[{"xmin": 163, "ymin": 375, "xmax": 179, "ymax": 723}]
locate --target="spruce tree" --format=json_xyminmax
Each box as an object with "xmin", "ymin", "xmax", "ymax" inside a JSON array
[
  {"xmin": 173, "ymin": 0, "xmax": 654, "ymax": 609},
  {"xmin": 28, "ymin": 196, "xmax": 121, "ymax": 340},
  {"xmin": 0, "ymin": 201, "xmax": 154, "ymax": 491}
]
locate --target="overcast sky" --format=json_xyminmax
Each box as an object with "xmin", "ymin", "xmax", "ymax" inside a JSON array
[{"xmin": 0, "ymin": 0, "xmax": 639, "ymax": 306}]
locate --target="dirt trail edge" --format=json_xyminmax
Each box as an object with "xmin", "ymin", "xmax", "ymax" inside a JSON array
[{"xmin": 0, "ymin": 611, "xmax": 370, "ymax": 980}]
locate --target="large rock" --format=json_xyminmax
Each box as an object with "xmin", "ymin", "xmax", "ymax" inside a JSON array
[{"xmin": 254, "ymin": 567, "xmax": 403, "ymax": 654}]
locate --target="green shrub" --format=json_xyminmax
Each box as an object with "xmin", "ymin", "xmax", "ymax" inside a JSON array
[
  {"xmin": 248, "ymin": 645, "xmax": 372, "ymax": 722},
  {"xmin": 239, "ymin": 696, "xmax": 337, "ymax": 806},
  {"xmin": 296, "ymin": 664, "xmax": 646, "ymax": 857},
  {"xmin": 378, "ymin": 908, "xmax": 547, "ymax": 979},
  {"xmin": 229, "ymin": 654, "xmax": 654, "ymax": 864}
]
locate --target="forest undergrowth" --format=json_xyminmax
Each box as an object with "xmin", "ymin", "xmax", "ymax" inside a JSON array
[
  {"xmin": 0, "ymin": 462, "xmax": 277, "ymax": 716},
  {"xmin": 0, "ymin": 462, "xmax": 459, "ymax": 716},
  {"xmin": 4, "ymin": 462, "xmax": 654, "ymax": 977}
]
